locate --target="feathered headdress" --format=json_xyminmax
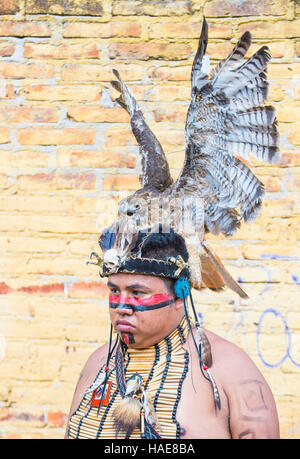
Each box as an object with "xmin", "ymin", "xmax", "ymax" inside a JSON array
[{"xmin": 89, "ymin": 18, "xmax": 279, "ymax": 300}]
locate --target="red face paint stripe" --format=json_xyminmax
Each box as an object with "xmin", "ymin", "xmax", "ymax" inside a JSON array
[{"xmin": 109, "ymin": 293, "xmax": 172, "ymax": 306}]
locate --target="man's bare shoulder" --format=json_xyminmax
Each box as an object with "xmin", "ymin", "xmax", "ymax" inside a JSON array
[
  {"xmin": 204, "ymin": 328, "xmax": 279, "ymax": 438},
  {"xmin": 204, "ymin": 328, "xmax": 264, "ymax": 380},
  {"xmin": 67, "ymin": 343, "xmax": 109, "ymax": 419},
  {"xmin": 82, "ymin": 343, "xmax": 110, "ymax": 388}
]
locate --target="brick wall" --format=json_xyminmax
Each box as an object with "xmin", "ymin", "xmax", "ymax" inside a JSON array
[{"xmin": 0, "ymin": 0, "xmax": 299, "ymax": 439}]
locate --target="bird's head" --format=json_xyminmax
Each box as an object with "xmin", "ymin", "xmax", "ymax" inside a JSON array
[{"xmin": 118, "ymin": 195, "xmax": 144, "ymax": 217}]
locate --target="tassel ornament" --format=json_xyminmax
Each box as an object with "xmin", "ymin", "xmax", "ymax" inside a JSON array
[
  {"xmin": 113, "ymin": 373, "xmax": 144, "ymax": 437},
  {"xmin": 141, "ymin": 390, "xmax": 160, "ymax": 430}
]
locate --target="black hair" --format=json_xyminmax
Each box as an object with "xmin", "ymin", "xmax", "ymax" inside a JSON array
[{"xmin": 134, "ymin": 227, "xmax": 189, "ymax": 262}]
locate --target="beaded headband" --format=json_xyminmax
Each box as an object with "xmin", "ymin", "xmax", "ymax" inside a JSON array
[{"xmin": 88, "ymin": 226, "xmax": 191, "ymax": 283}]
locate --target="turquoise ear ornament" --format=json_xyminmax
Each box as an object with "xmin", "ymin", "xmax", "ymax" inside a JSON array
[{"xmin": 174, "ymin": 277, "xmax": 191, "ymax": 299}]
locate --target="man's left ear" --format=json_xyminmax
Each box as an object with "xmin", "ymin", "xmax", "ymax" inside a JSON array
[{"xmin": 174, "ymin": 297, "xmax": 184, "ymax": 311}]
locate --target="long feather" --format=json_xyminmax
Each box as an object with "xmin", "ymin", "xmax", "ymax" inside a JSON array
[
  {"xmin": 201, "ymin": 241, "xmax": 248, "ymax": 298},
  {"xmin": 223, "ymin": 46, "xmax": 271, "ymax": 98},
  {"xmin": 211, "ymin": 31, "xmax": 252, "ymax": 85},
  {"xmin": 191, "ymin": 17, "xmax": 209, "ymax": 89}
]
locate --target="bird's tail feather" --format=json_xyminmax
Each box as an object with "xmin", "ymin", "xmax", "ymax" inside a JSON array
[{"xmin": 200, "ymin": 241, "xmax": 248, "ymax": 298}]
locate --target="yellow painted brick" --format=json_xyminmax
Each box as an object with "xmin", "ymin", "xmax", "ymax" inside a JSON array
[
  {"xmin": 205, "ymin": 0, "xmax": 288, "ymax": 17},
  {"xmin": 17, "ymin": 172, "xmax": 96, "ymax": 191},
  {"xmin": 112, "ymin": 0, "xmax": 191, "ymax": 16},
  {"xmin": 0, "ymin": 195, "xmax": 73, "ymax": 213},
  {"xmin": 242, "ymin": 243, "xmax": 300, "ymax": 260},
  {"xmin": 56, "ymin": 147, "xmax": 136, "ymax": 168},
  {"xmin": 279, "ymin": 151, "xmax": 300, "ymax": 167},
  {"xmin": 262, "ymin": 195, "xmax": 300, "ymax": 218},
  {"xmin": 0, "ymin": 173, "xmax": 9, "ymax": 189},
  {"xmin": 63, "ymin": 21, "xmax": 141, "ymax": 38},
  {"xmin": 24, "ymin": 41, "xmax": 100, "ymax": 59},
  {"xmin": 0, "ymin": 1, "xmax": 19, "ymax": 14},
  {"xmin": 18, "ymin": 128, "xmax": 96, "ymax": 146},
  {"xmin": 0, "ymin": 360, "xmax": 59, "ymax": 382},
  {"xmin": 22, "ymin": 84, "xmax": 102, "ymax": 102},
  {"xmin": 74, "ymin": 195, "xmax": 118, "ymax": 214},
  {"xmin": 268, "ymin": 63, "xmax": 300, "ymax": 80},
  {"xmin": 147, "ymin": 84, "xmax": 191, "ymax": 102},
  {"xmin": 61, "ymin": 63, "xmax": 142, "ymax": 81},
  {"xmin": 149, "ymin": 65, "xmax": 191, "ymax": 81},
  {"xmin": 0, "ymin": 20, "xmax": 51, "ymax": 37},
  {"xmin": 0, "ymin": 105, "xmax": 60, "ymax": 123},
  {"xmin": 105, "ymin": 127, "xmax": 137, "ymax": 146},
  {"xmin": 67, "ymin": 106, "xmax": 130, "ymax": 123},
  {"xmin": 287, "ymin": 126, "xmax": 300, "ymax": 146},
  {"xmin": 276, "ymin": 102, "xmax": 300, "ymax": 123},
  {"xmin": 245, "ymin": 41, "xmax": 295, "ymax": 60},
  {"xmin": 206, "ymin": 41, "xmax": 233, "ymax": 60},
  {"xmin": 0, "ymin": 236, "xmax": 66, "ymax": 253},
  {"xmin": 0, "ymin": 62, "xmax": 54, "ymax": 79},
  {"xmin": 65, "ymin": 322, "xmax": 110, "ymax": 342},
  {"xmin": 286, "ymin": 174, "xmax": 300, "ymax": 192},
  {"xmin": 149, "ymin": 22, "xmax": 232, "ymax": 39},
  {"xmin": 269, "ymin": 81, "xmax": 287, "ymax": 102},
  {"xmin": 238, "ymin": 19, "xmax": 300, "ymax": 39},
  {"xmin": 0, "ymin": 41, "xmax": 15, "ymax": 56},
  {"xmin": 25, "ymin": 0, "xmax": 103, "ymax": 16},
  {"xmin": 165, "ymin": 149, "xmax": 186, "ymax": 169},
  {"xmin": 26, "ymin": 215, "xmax": 98, "ymax": 234},
  {"xmin": 71, "ymin": 196, "xmax": 99, "ymax": 213},
  {"xmin": 0, "ymin": 128, "xmax": 10, "ymax": 144},
  {"xmin": 68, "ymin": 238, "xmax": 98, "ymax": 255},
  {"xmin": 0, "ymin": 150, "xmax": 50, "ymax": 168},
  {"xmin": 109, "ymin": 42, "xmax": 192, "ymax": 61},
  {"xmin": 153, "ymin": 103, "xmax": 188, "ymax": 123},
  {"xmin": 0, "ymin": 84, "xmax": 14, "ymax": 99},
  {"xmin": 102, "ymin": 174, "xmax": 140, "ymax": 191},
  {"xmin": 22, "ymin": 256, "xmax": 94, "ymax": 277},
  {"xmin": 0, "ymin": 214, "xmax": 98, "ymax": 234},
  {"xmin": 1, "ymin": 318, "xmax": 64, "ymax": 340}
]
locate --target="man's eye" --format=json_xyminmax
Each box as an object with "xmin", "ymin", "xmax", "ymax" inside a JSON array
[
  {"xmin": 110, "ymin": 288, "xmax": 119, "ymax": 294},
  {"xmin": 133, "ymin": 291, "xmax": 143, "ymax": 296}
]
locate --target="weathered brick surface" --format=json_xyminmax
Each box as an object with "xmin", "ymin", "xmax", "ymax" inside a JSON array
[
  {"xmin": 0, "ymin": 1, "xmax": 19, "ymax": 15},
  {"xmin": 25, "ymin": 0, "xmax": 103, "ymax": 16},
  {"xmin": 0, "ymin": 21, "xmax": 51, "ymax": 37},
  {"xmin": 0, "ymin": 0, "xmax": 299, "ymax": 440}
]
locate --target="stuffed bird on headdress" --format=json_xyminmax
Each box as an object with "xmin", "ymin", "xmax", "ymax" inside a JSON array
[{"xmin": 103, "ymin": 18, "xmax": 280, "ymax": 299}]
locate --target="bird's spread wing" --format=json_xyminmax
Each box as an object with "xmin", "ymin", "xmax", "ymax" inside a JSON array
[
  {"xmin": 173, "ymin": 18, "xmax": 280, "ymax": 237},
  {"xmin": 111, "ymin": 69, "xmax": 173, "ymax": 192}
]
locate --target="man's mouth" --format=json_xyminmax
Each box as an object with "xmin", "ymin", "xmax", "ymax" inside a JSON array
[{"xmin": 115, "ymin": 319, "xmax": 135, "ymax": 332}]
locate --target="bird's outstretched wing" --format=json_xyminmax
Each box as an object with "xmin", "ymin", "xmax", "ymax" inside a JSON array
[
  {"xmin": 173, "ymin": 18, "xmax": 280, "ymax": 237},
  {"xmin": 111, "ymin": 69, "xmax": 173, "ymax": 192}
]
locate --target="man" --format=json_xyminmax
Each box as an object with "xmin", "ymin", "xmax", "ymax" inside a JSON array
[
  {"xmin": 65, "ymin": 19, "xmax": 280, "ymax": 439},
  {"xmin": 64, "ymin": 229, "xmax": 279, "ymax": 439}
]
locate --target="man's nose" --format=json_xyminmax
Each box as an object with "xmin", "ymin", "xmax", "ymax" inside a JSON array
[{"xmin": 115, "ymin": 295, "xmax": 134, "ymax": 314}]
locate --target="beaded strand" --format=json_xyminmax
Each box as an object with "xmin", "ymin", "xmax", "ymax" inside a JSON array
[{"xmin": 68, "ymin": 317, "xmax": 191, "ymax": 439}]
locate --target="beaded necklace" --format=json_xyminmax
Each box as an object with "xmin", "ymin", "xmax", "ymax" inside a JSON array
[{"xmin": 68, "ymin": 317, "xmax": 190, "ymax": 439}]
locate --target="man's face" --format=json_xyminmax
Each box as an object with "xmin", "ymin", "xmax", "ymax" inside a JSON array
[{"xmin": 107, "ymin": 273, "xmax": 183, "ymax": 348}]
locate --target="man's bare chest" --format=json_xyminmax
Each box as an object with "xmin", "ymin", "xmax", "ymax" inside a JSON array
[{"xmin": 176, "ymin": 365, "xmax": 231, "ymax": 439}]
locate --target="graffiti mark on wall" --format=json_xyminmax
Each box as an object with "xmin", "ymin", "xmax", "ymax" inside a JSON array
[
  {"xmin": 257, "ymin": 308, "xmax": 300, "ymax": 368},
  {"xmin": 198, "ymin": 268, "xmax": 300, "ymax": 369}
]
